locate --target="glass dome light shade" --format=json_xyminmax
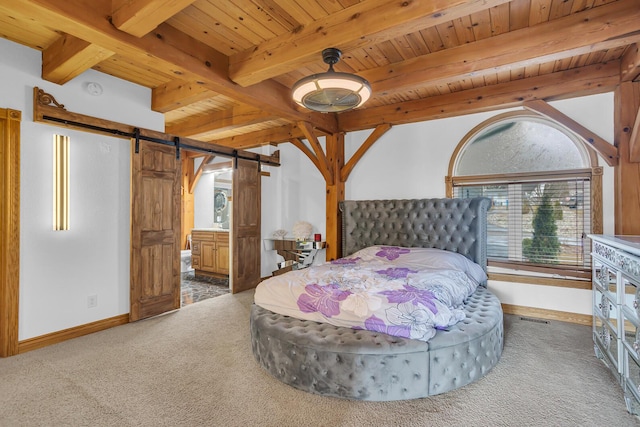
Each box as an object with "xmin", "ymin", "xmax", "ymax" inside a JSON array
[{"xmin": 292, "ymin": 71, "xmax": 371, "ymax": 113}]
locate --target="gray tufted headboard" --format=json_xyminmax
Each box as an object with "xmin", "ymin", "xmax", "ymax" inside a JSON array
[{"xmin": 340, "ymin": 197, "xmax": 491, "ymax": 274}]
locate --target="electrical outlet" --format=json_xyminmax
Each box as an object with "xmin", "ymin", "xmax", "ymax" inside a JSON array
[{"xmin": 87, "ymin": 294, "xmax": 97, "ymax": 308}]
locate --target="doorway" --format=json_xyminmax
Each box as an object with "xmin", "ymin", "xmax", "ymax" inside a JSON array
[{"xmin": 180, "ymin": 156, "xmax": 231, "ymax": 306}]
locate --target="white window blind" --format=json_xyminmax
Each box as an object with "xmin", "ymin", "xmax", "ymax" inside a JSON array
[{"xmin": 454, "ymin": 176, "xmax": 591, "ymax": 270}]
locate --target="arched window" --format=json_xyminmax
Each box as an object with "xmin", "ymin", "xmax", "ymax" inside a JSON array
[{"xmin": 447, "ymin": 112, "xmax": 603, "ymax": 278}]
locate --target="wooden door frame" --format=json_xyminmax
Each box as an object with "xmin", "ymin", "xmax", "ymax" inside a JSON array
[{"xmin": 0, "ymin": 109, "xmax": 21, "ymax": 357}]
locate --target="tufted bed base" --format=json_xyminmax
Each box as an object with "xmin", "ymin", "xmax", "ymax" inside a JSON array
[{"xmin": 251, "ymin": 198, "xmax": 504, "ymax": 400}]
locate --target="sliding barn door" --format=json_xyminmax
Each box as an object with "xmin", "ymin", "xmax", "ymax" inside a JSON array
[
  {"xmin": 130, "ymin": 140, "xmax": 181, "ymax": 321},
  {"xmin": 231, "ymin": 158, "xmax": 261, "ymax": 293}
]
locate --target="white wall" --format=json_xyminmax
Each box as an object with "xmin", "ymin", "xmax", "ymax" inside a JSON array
[
  {"xmin": 268, "ymin": 93, "xmax": 614, "ymax": 316},
  {"xmin": 259, "ymin": 142, "xmax": 327, "ymax": 277},
  {"xmin": 0, "ymin": 38, "xmax": 163, "ymax": 340}
]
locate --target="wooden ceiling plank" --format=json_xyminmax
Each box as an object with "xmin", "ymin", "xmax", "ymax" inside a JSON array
[
  {"xmin": 152, "ymin": 80, "xmax": 213, "ymax": 113},
  {"xmin": 549, "ymin": 0, "xmax": 575, "ymax": 19},
  {"xmin": 488, "ymin": 3, "xmax": 510, "ymax": 36},
  {"xmin": 529, "ymin": 0, "xmax": 553, "ymax": 26},
  {"xmin": 11, "ymin": 0, "xmax": 338, "ymax": 134},
  {"xmin": 287, "ymin": 0, "xmax": 329, "ymax": 20},
  {"xmin": 469, "ymin": 9, "xmax": 492, "ymax": 41},
  {"xmin": 571, "ymin": 0, "xmax": 594, "ymax": 13},
  {"xmin": 193, "ymin": 1, "xmax": 273, "ymax": 44},
  {"xmin": 419, "ymin": 26, "xmax": 446, "ymax": 54},
  {"xmin": 523, "ymin": 99, "xmax": 618, "ymax": 166},
  {"xmin": 229, "ymin": 0, "xmax": 513, "ymax": 86},
  {"xmin": 388, "ymin": 36, "xmax": 420, "ymax": 61},
  {"xmin": 42, "ymin": 33, "xmax": 114, "ymax": 84},
  {"xmin": 166, "ymin": 6, "xmax": 252, "ymax": 55},
  {"xmin": 434, "ymin": 21, "xmax": 460, "ymax": 49},
  {"xmin": 509, "ymin": 0, "xmax": 531, "ymax": 31},
  {"xmin": 339, "ymin": 61, "xmax": 620, "ymax": 132},
  {"xmin": 452, "ymin": 15, "xmax": 475, "ymax": 45},
  {"xmin": 256, "ymin": 0, "xmax": 307, "ymax": 31},
  {"xmin": 364, "ymin": 0, "xmax": 640, "ymax": 96},
  {"xmin": 111, "ymin": 0, "xmax": 196, "ymax": 37},
  {"xmin": 166, "ymin": 105, "xmax": 276, "ymax": 138},
  {"xmin": 403, "ymin": 32, "xmax": 432, "ymax": 57},
  {"xmin": 621, "ymin": 42, "xmax": 640, "ymax": 82},
  {"xmin": 224, "ymin": 0, "xmax": 288, "ymax": 36}
]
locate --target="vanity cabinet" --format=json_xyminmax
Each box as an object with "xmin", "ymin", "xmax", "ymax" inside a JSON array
[
  {"xmin": 589, "ymin": 235, "xmax": 640, "ymax": 415},
  {"xmin": 191, "ymin": 230, "xmax": 229, "ymax": 276}
]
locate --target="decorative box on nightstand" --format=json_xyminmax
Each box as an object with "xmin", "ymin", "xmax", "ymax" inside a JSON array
[{"xmin": 590, "ymin": 234, "xmax": 640, "ymax": 415}]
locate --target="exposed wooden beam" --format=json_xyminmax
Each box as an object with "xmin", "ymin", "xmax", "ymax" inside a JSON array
[
  {"xmin": 111, "ymin": 0, "xmax": 196, "ymax": 38},
  {"xmin": 621, "ymin": 42, "xmax": 640, "ymax": 83},
  {"xmin": 363, "ymin": 0, "xmax": 640, "ymax": 96},
  {"xmin": 228, "ymin": 0, "xmax": 512, "ymax": 87},
  {"xmin": 339, "ymin": 62, "xmax": 620, "ymax": 132},
  {"xmin": 152, "ymin": 80, "xmax": 213, "ymax": 113},
  {"xmin": 7, "ymin": 0, "xmax": 338, "ymax": 134},
  {"xmin": 523, "ymin": 100, "xmax": 619, "ymax": 167},
  {"xmin": 298, "ymin": 121, "xmax": 333, "ymax": 185},
  {"xmin": 208, "ymin": 125, "xmax": 307, "ymax": 149},
  {"xmin": 630, "ymin": 105, "xmax": 640, "ymax": 162},
  {"xmin": 340, "ymin": 124, "xmax": 392, "ymax": 182},
  {"xmin": 166, "ymin": 105, "xmax": 277, "ymax": 138},
  {"xmin": 42, "ymin": 33, "xmax": 114, "ymax": 84}
]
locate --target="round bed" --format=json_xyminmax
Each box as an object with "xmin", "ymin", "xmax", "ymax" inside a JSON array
[{"xmin": 250, "ymin": 198, "xmax": 504, "ymax": 401}]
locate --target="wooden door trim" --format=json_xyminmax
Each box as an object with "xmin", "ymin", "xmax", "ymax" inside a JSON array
[{"xmin": 0, "ymin": 108, "xmax": 21, "ymax": 357}]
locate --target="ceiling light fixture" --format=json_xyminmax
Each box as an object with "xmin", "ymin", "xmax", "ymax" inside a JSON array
[{"xmin": 292, "ymin": 48, "xmax": 371, "ymax": 113}]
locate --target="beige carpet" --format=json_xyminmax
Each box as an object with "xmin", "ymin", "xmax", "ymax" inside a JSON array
[{"xmin": 1, "ymin": 290, "xmax": 638, "ymax": 427}]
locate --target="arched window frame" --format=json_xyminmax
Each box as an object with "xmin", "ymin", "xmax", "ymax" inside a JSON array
[{"xmin": 446, "ymin": 111, "xmax": 603, "ymax": 281}]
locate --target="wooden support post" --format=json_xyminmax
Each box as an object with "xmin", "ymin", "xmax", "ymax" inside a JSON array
[
  {"xmin": 614, "ymin": 81, "xmax": 640, "ymax": 234},
  {"xmin": 325, "ymin": 133, "xmax": 345, "ymax": 261},
  {"xmin": 181, "ymin": 157, "xmax": 194, "ymax": 250}
]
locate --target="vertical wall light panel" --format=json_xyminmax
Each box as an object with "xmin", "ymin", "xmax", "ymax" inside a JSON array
[{"xmin": 53, "ymin": 134, "xmax": 69, "ymax": 230}]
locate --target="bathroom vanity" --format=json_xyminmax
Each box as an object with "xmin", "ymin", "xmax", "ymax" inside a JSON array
[{"xmin": 191, "ymin": 229, "xmax": 229, "ymax": 277}]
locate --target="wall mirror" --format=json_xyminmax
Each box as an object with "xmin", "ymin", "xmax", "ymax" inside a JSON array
[{"xmin": 213, "ymin": 187, "xmax": 230, "ymax": 229}]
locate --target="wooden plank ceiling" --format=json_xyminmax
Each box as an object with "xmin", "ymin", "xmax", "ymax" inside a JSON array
[{"xmin": 0, "ymin": 0, "xmax": 638, "ymax": 150}]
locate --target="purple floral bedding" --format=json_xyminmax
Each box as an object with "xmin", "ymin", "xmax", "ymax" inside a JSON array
[{"xmin": 254, "ymin": 246, "xmax": 487, "ymax": 342}]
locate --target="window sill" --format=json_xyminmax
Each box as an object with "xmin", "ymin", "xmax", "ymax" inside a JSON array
[{"xmin": 487, "ymin": 271, "xmax": 591, "ymax": 290}]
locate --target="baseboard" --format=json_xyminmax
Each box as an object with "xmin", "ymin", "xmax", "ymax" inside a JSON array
[
  {"xmin": 502, "ymin": 304, "xmax": 592, "ymax": 326},
  {"xmin": 14, "ymin": 304, "xmax": 591, "ymax": 355},
  {"xmin": 18, "ymin": 314, "xmax": 129, "ymax": 354}
]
